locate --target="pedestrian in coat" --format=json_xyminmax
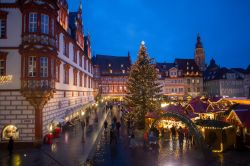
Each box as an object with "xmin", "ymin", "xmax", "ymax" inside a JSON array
[{"xmin": 8, "ymin": 136, "xmax": 14, "ymax": 156}]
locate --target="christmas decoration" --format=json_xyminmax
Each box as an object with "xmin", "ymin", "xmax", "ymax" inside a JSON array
[{"xmin": 125, "ymin": 42, "xmax": 162, "ymax": 129}]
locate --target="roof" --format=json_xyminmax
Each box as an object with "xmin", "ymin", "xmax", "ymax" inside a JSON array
[
  {"xmin": 234, "ymin": 104, "xmax": 250, "ymax": 128},
  {"xmin": 195, "ymin": 119, "xmax": 231, "ymax": 128},
  {"xmin": 174, "ymin": 58, "xmax": 201, "ymax": 73},
  {"xmin": 155, "ymin": 63, "xmax": 175, "ymax": 79},
  {"xmin": 156, "ymin": 63, "xmax": 175, "ymax": 72},
  {"xmin": 189, "ymin": 97, "xmax": 209, "ymax": 113},
  {"xmin": 204, "ymin": 67, "xmax": 244, "ymax": 81},
  {"xmin": 84, "ymin": 36, "xmax": 90, "ymax": 56},
  {"xmin": 163, "ymin": 104, "xmax": 198, "ymax": 119},
  {"xmin": 231, "ymin": 68, "xmax": 248, "ymax": 74},
  {"xmin": 69, "ymin": 12, "xmax": 77, "ymax": 39},
  {"xmin": 93, "ymin": 54, "xmax": 131, "ymax": 76}
]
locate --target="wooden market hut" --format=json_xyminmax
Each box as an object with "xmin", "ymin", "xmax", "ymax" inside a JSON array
[
  {"xmin": 195, "ymin": 119, "xmax": 236, "ymax": 152},
  {"xmin": 226, "ymin": 104, "xmax": 250, "ymax": 148}
]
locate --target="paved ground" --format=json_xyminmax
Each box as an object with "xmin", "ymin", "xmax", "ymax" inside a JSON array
[
  {"xmin": 0, "ymin": 105, "xmax": 109, "ymax": 166},
  {"xmin": 1, "ymin": 105, "xmax": 250, "ymax": 166},
  {"xmin": 93, "ymin": 107, "xmax": 250, "ymax": 166}
]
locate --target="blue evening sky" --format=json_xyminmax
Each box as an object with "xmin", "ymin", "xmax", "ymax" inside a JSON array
[{"xmin": 69, "ymin": 0, "xmax": 250, "ymax": 68}]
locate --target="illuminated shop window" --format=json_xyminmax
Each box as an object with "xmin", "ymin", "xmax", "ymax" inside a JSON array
[{"xmin": 2, "ymin": 125, "xmax": 19, "ymax": 140}]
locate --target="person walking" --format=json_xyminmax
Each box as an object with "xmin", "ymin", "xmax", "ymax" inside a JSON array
[
  {"xmin": 110, "ymin": 129, "xmax": 114, "ymax": 144},
  {"xmin": 8, "ymin": 136, "xmax": 14, "ymax": 156},
  {"xmin": 143, "ymin": 130, "xmax": 149, "ymax": 148},
  {"xmin": 171, "ymin": 126, "xmax": 176, "ymax": 140},
  {"xmin": 116, "ymin": 121, "xmax": 121, "ymax": 136},
  {"xmin": 104, "ymin": 120, "xmax": 108, "ymax": 131},
  {"xmin": 81, "ymin": 120, "xmax": 86, "ymax": 131},
  {"xmin": 178, "ymin": 127, "xmax": 184, "ymax": 148},
  {"xmin": 86, "ymin": 115, "xmax": 90, "ymax": 127}
]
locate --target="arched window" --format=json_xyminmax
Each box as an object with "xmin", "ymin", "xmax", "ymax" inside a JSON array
[{"xmin": 2, "ymin": 125, "xmax": 19, "ymax": 140}]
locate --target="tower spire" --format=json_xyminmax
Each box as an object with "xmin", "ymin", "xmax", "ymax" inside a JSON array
[
  {"xmin": 196, "ymin": 32, "xmax": 202, "ymax": 48},
  {"xmin": 79, "ymin": 0, "xmax": 82, "ymax": 11},
  {"xmin": 194, "ymin": 33, "xmax": 205, "ymax": 71}
]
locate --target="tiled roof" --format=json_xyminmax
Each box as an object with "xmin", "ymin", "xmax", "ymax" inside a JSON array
[
  {"xmin": 234, "ymin": 104, "xmax": 250, "ymax": 128},
  {"xmin": 189, "ymin": 97, "xmax": 209, "ymax": 113},
  {"xmin": 163, "ymin": 104, "xmax": 198, "ymax": 119},
  {"xmin": 174, "ymin": 58, "xmax": 200, "ymax": 73},
  {"xmin": 93, "ymin": 54, "xmax": 131, "ymax": 76},
  {"xmin": 204, "ymin": 67, "xmax": 244, "ymax": 81},
  {"xmin": 156, "ymin": 63, "xmax": 175, "ymax": 72}
]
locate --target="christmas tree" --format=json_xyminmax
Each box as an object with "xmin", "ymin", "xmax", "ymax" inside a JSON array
[{"xmin": 125, "ymin": 41, "xmax": 162, "ymax": 129}]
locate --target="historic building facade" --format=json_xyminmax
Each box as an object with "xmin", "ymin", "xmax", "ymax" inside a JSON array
[
  {"xmin": 93, "ymin": 54, "xmax": 131, "ymax": 100},
  {"xmin": 156, "ymin": 35, "xmax": 204, "ymax": 99},
  {"xmin": 203, "ymin": 59, "xmax": 246, "ymax": 97},
  {"xmin": 0, "ymin": 0, "xmax": 94, "ymax": 145}
]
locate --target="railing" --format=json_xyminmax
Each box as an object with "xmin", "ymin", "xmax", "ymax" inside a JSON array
[
  {"xmin": 21, "ymin": 79, "xmax": 55, "ymax": 90},
  {"xmin": 22, "ymin": 34, "xmax": 56, "ymax": 49}
]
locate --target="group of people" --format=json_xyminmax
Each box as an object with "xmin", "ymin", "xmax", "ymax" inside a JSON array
[
  {"xmin": 160, "ymin": 125, "xmax": 193, "ymax": 148},
  {"xmin": 105, "ymin": 116, "xmax": 122, "ymax": 145}
]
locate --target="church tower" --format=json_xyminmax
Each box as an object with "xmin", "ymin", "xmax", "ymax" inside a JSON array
[{"xmin": 194, "ymin": 33, "xmax": 206, "ymax": 71}]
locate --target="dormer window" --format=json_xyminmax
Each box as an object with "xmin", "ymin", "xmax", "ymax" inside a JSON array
[
  {"xmin": 191, "ymin": 66, "xmax": 194, "ymax": 70},
  {"xmin": 121, "ymin": 64, "xmax": 124, "ymax": 67},
  {"xmin": 109, "ymin": 64, "xmax": 111, "ymax": 67},
  {"xmin": 122, "ymin": 70, "xmax": 125, "ymax": 74},
  {"xmin": 187, "ymin": 66, "xmax": 189, "ymax": 70},
  {"xmin": 109, "ymin": 69, "xmax": 112, "ymax": 73}
]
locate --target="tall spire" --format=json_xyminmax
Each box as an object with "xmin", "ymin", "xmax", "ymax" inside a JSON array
[
  {"xmin": 196, "ymin": 33, "xmax": 203, "ymax": 48},
  {"xmin": 79, "ymin": 0, "xmax": 82, "ymax": 12},
  {"xmin": 194, "ymin": 33, "xmax": 205, "ymax": 71}
]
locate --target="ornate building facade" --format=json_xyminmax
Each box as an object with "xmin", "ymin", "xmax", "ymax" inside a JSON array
[
  {"xmin": 0, "ymin": 0, "xmax": 94, "ymax": 145},
  {"xmin": 93, "ymin": 54, "xmax": 131, "ymax": 100},
  {"xmin": 156, "ymin": 35, "xmax": 204, "ymax": 99},
  {"xmin": 156, "ymin": 59, "xmax": 203, "ymax": 99}
]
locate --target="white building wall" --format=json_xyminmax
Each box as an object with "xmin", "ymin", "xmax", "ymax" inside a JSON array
[
  {"xmin": 0, "ymin": 49, "xmax": 21, "ymax": 89},
  {"xmin": 0, "ymin": 91, "xmax": 35, "ymax": 142},
  {"xmin": 0, "ymin": 8, "xmax": 22, "ymax": 47}
]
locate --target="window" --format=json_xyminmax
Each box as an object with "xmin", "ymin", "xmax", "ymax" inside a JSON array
[
  {"xmin": 197, "ymin": 87, "xmax": 200, "ymax": 92},
  {"xmin": 84, "ymin": 74, "xmax": 87, "ymax": 87},
  {"xmin": 84, "ymin": 57, "xmax": 87, "ymax": 70},
  {"xmin": 0, "ymin": 54, "xmax": 6, "ymax": 76},
  {"xmin": 73, "ymin": 47, "xmax": 77, "ymax": 63},
  {"xmin": 122, "ymin": 70, "xmax": 125, "ymax": 74},
  {"xmin": 109, "ymin": 64, "xmax": 111, "ymax": 67},
  {"xmin": 41, "ymin": 14, "xmax": 49, "ymax": 34},
  {"xmin": 121, "ymin": 64, "xmax": 124, "ymax": 67},
  {"xmin": 29, "ymin": 13, "xmax": 37, "ymax": 32},
  {"xmin": 187, "ymin": 79, "xmax": 190, "ymax": 84},
  {"xmin": 51, "ymin": 19, "xmax": 54, "ymax": 36},
  {"xmin": 196, "ymin": 79, "xmax": 200, "ymax": 84},
  {"xmin": 79, "ymin": 72, "xmax": 83, "ymax": 87},
  {"xmin": 110, "ymin": 69, "xmax": 112, "ymax": 73},
  {"xmin": 40, "ymin": 57, "xmax": 48, "ymax": 77},
  {"xmin": 192, "ymin": 79, "xmax": 195, "ymax": 83},
  {"xmin": 28, "ymin": 56, "xmax": 36, "ymax": 77},
  {"xmin": 79, "ymin": 54, "xmax": 82, "ymax": 67},
  {"xmin": 188, "ymin": 88, "xmax": 191, "ymax": 92},
  {"xmin": 73, "ymin": 69, "xmax": 78, "ymax": 86},
  {"xmin": 56, "ymin": 62, "xmax": 60, "ymax": 82},
  {"xmin": 63, "ymin": 64, "xmax": 69, "ymax": 84},
  {"xmin": 0, "ymin": 19, "xmax": 7, "ymax": 38}
]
